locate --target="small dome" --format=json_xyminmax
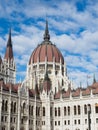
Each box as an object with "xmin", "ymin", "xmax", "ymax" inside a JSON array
[{"xmin": 29, "ymin": 21, "xmax": 64, "ymax": 64}]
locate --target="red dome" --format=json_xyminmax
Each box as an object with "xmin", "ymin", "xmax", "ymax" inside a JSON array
[
  {"xmin": 29, "ymin": 41, "xmax": 64, "ymax": 64},
  {"xmin": 29, "ymin": 21, "xmax": 64, "ymax": 64}
]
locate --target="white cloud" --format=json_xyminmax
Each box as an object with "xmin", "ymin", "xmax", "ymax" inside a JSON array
[{"xmin": 0, "ymin": 0, "xmax": 98, "ymax": 88}]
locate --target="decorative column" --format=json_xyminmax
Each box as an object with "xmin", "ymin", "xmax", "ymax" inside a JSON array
[
  {"xmin": 26, "ymin": 89, "xmax": 29, "ymax": 130},
  {"xmin": 34, "ymin": 96, "xmax": 36, "ymax": 130},
  {"xmin": 17, "ymin": 88, "xmax": 21, "ymax": 130},
  {"xmin": 8, "ymin": 87, "xmax": 11, "ymax": 130},
  {"xmin": 0, "ymin": 85, "xmax": 2, "ymax": 130}
]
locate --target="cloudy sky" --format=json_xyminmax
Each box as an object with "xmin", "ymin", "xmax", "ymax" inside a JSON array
[{"xmin": 0, "ymin": 0, "xmax": 98, "ymax": 88}]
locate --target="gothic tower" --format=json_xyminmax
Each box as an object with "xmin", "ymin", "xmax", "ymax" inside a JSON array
[{"xmin": 0, "ymin": 29, "xmax": 16, "ymax": 83}]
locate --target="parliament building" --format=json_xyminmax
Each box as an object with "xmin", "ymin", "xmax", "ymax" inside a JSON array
[{"xmin": 0, "ymin": 21, "xmax": 98, "ymax": 130}]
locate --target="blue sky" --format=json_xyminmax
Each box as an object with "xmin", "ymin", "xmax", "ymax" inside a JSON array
[{"xmin": 0, "ymin": 0, "xmax": 98, "ymax": 88}]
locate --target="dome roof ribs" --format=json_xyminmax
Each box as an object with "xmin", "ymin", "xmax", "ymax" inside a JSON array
[
  {"xmin": 29, "ymin": 21, "xmax": 64, "ymax": 65},
  {"xmin": 43, "ymin": 20, "xmax": 50, "ymax": 41},
  {"xmin": 51, "ymin": 45, "xmax": 54, "ymax": 61}
]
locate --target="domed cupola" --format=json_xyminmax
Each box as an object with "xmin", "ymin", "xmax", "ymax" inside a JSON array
[
  {"xmin": 27, "ymin": 21, "xmax": 70, "ymax": 93},
  {"xmin": 29, "ymin": 20, "xmax": 64, "ymax": 65}
]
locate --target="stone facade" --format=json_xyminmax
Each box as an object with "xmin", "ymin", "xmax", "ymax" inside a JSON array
[{"xmin": 0, "ymin": 22, "xmax": 98, "ymax": 130}]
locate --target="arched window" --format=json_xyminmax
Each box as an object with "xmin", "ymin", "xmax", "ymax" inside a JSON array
[
  {"xmin": 68, "ymin": 106, "xmax": 70, "ymax": 115},
  {"xmin": 84, "ymin": 105, "xmax": 87, "ymax": 114},
  {"xmin": 11, "ymin": 102, "xmax": 13, "ymax": 113},
  {"xmin": 58, "ymin": 107, "xmax": 60, "ymax": 116},
  {"xmin": 5, "ymin": 100, "xmax": 8, "ymax": 112},
  {"xmin": 95, "ymin": 103, "xmax": 98, "ymax": 113},
  {"xmin": 78, "ymin": 105, "xmax": 80, "ymax": 115},
  {"xmin": 62, "ymin": 79, "xmax": 64, "ymax": 86},
  {"xmin": 14, "ymin": 102, "xmax": 16, "ymax": 113},
  {"xmin": 31, "ymin": 106, "xmax": 33, "ymax": 115},
  {"xmin": 29, "ymin": 105, "xmax": 31, "ymax": 115},
  {"xmin": 2, "ymin": 126, "xmax": 6, "ymax": 130},
  {"xmin": 55, "ymin": 108, "xmax": 57, "ymax": 116},
  {"xmin": 36, "ymin": 107, "xmax": 38, "ymax": 116},
  {"xmin": 43, "ymin": 107, "xmax": 45, "ymax": 116},
  {"xmin": 20, "ymin": 127, "xmax": 24, "ymax": 130},
  {"xmin": 2, "ymin": 100, "xmax": 4, "ymax": 112},
  {"xmin": 74, "ymin": 106, "xmax": 76, "ymax": 115},
  {"xmin": 23, "ymin": 102, "xmax": 26, "ymax": 114},
  {"xmin": 11, "ymin": 127, "xmax": 15, "ymax": 130},
  {"xmin": 38, "ymin": 107, "xmax": 40, "ymax": 116},
  {"xmin": 50, "ymin": 107, "xmax": 52, "ymax": 116},
  {"xmin": 64, "ymin": 107, "xmax": 66, "ymax": 116}
]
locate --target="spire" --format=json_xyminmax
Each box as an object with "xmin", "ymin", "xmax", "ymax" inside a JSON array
[
  {"xmin": 43, "ymin": 20, "xmax": 50, "ymax": 41},
  {"xmin": 7, "ymin": 28, "xmax": 12, "ymax": 47},
  {"xmin": 93, "ymin": 74, "xmax": 96, "ymax": 83},
  {"xmin": 4, "ymin": 28, "xmax": 14, "ymax": 60}
]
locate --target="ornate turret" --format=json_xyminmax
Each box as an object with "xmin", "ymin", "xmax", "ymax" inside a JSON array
[
  {"xmin": 2, "ymin": 29, "xmax": 16, "ymax": 84},
  {"xmin": 93, "ymin": 74, "xmax": 96, "ymax": 83},
  {"xmin": 4, "ymin": 29, "xmax": 14, "ymax": 60}
]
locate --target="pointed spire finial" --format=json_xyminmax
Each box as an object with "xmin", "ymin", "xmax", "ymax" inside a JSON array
[
  {"xmin": 93, "ymin": 74, "xmax": 96, "ymax": 83},
  {"xmin": 43, "ymin": 20, "xmax": 50, "ymax": 41},
  {"xmin": 7, "ymin": 28, "xmax": 12, "ymax": 47},
  {"xmin": 4, "ymin": 28, "xmax": 13, "ymax": 60}
]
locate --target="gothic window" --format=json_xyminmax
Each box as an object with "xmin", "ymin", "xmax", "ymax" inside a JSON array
[
  {"xmin": 50, "ymin": 107, "xmax": 52, "ymax": 116},
  {"xmin": 64, "ymin": 120, "xmax": 66, "ymax": 125},
  {"xmin": 68, "ymin": 106, "xmax": 70, "ymax": 115},
  {"xmin": 38, "ymin": 107, "xmax": 40, "ymax": 116},
  {"xmin": 84, "ymin": 105, "xmax": 87, "ymax": 114},
  {"xmin": 55, "ymin": 121, "xmax": 57, "ymax": 126},
  {"xmin": 11, "ymin": 127, "xmax": 15, "ymax": 130},
  {"xmin": 58, "ymin": 107, "xmax": 60, "ymax": 116},
  {"xmin": 64, "ymin": 107, "xmax": 66, "ymax": 116},
  {"xmin": 78, "ymin": 105, "xmax": 80, "ymax": 115},
  {"xmin": 2, "ymin": 126, "xmax": 6, "ymax": 130},
  {"xmin": 36, "ymin": 107, "xmax": 38, "ymax": 116},
  {"xmin": 43, "ymin": 107, "xmax": 45, "ymax": 116},
  {"xmin": 11, "ymin": 102, "xmax": 13, "ymax": 113},
  {"xmin": 5, "ymin": 100, "xmax": 8, "ymax": 112},
  {"xmin": 14, "ymin": 102, "xmax": 16, "ymax": 113},
  {"xmin": 68, "ymin": 120, "xmax": 70, "ymax": 125},
  {"xmin": 74, "ymin": 120, "xmax": 77, "ymax": 124},
  {"xmin": 58, "ymin": 121, "xmax": 60, "ymax": 125},
  {"xmin": 29, "ymin": 105, "xmax": 31, "ymax": 115},
  {"xmin": 95, "ymin": 103, "xmax": 98, "ymax": 113},
  {"xmin": 20, "ymin": 127, "xmax": 24, "ymax": 130},
  {"xmin": 62, "ymin": 79, "xmax": 64, "ymax": 86},
  {"xmin": 55, "ymin": 107, "xmax": 57, "ymax": 116},
  {"xmin": 1, "ymin": 116, "xmax": 4, "ymax": 122},
  {"xmin": 74, "ymin": 106, "xmax": 77, "ymax": 115},
  {"xmin": 78, "ymin": 119, "xmax": 80, "ymax": 124},
  {"xmin": 2, "ymin": 100, "xmax": 4, "ymax": 112},
  {"xmin": 23, "ymin": 102, "xmax": 26, "ymax": 114},
  {"xmin": 31, "ymin": 106, "xmax": 33, "ymax": 115}
]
